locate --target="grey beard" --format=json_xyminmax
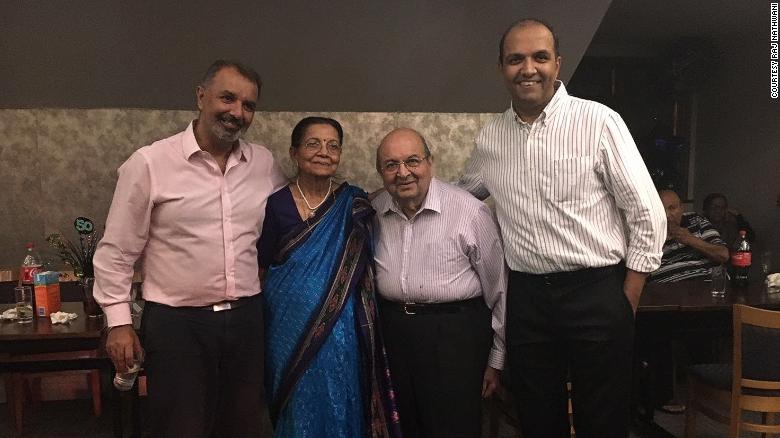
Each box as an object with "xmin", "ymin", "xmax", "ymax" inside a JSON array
[{"xmin": 211, "ymin": 123, "xmax": 247, "ymax": 143}]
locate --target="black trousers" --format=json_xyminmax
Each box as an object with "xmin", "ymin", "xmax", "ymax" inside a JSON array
[
  {"xmin": 380, "ymin": 299, "xmax": 493, "ymax": 438},
  {"xmin": 141, "ymin": 295, "xmax": 267, "ymax": 438},
  {"xmin": 506, "ymin": 264, "xmax": 634, "ymax": 438}
]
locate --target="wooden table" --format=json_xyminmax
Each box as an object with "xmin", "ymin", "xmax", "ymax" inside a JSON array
[
  {"xmin": 0, "ymin": 301, "xmax": 107, "ymax": 370},
  {"xmin": 0, "ymin": 300, "xmax": 144, "ymax": 437},
  {"xmin": 639, "ymin": 277, "xmax": 780, "ymax": 313}
]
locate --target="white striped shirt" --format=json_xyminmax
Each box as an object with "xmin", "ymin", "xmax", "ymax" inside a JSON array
[
  {"xmin": 459, "ymin": 82, "xmax": 666, "ymax": 274},
  {"xmin": 372, "ymin": 178, "xmax": 507, "ymax": 369}
]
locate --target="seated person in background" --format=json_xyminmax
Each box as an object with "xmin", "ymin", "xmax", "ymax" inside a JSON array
[
  {"xmin": 702, "ymin": 192, "xmax": 755, "ymax": 245},
  {"xmin": 649, "ymin": 190, "xmax": 729, "ymax": 283},
  {"xmin": 644, "ymin": 190, "xmax": 731, "ymax": 414}
]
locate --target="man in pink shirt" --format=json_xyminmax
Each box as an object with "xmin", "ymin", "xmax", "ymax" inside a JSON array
[{"xmin": 93, "ymin": 60, "xmax": 286, "ymax": 437}]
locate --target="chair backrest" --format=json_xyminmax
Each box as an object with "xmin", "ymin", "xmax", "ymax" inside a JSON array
[{"xmin": 733, "ymin": 304, "xmax": 780, "ymax": 390}]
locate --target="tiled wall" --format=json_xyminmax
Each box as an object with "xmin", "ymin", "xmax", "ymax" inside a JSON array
[{"xmin": 0, "ymin": 109, "xmax": 496, "ymax": 268}]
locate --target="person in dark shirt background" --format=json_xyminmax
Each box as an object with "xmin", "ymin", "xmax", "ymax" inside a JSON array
[{"xmin": 702, "ymin": 192, "xmax": 755, "ymax": 246}]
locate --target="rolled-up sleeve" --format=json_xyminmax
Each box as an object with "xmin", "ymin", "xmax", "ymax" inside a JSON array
[
  {"xmin": 93, "ymin": 152, "xmax": 153, "ymax": 327},
  {"xmin": 468, "ymin": 204, "xmax": 507, "ymax": 370},
  {"xmin": 599, "ymin": 112, "xmax": 667, "ymax": 273}
]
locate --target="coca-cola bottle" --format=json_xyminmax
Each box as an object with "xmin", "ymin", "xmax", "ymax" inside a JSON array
[
  {"xmin": 20, "ymin": 243, "xmax": 42, "ymax": 285},
  {"xmin": 731, "ymin": 230, "xmax": 752, "ymax": 287}
]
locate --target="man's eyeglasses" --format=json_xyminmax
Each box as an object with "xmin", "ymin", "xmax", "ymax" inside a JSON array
[
  {"xmin": 380, "ymin": 154, "xmax": 429, "ymax": 174},
  {"xmin": 303, "ymin": 139, "xmax": 342, "ymax": 154}
]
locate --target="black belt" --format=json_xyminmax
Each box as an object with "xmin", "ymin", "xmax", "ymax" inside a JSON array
[
  {"xmin": 510, "ymin": 263, "xmax": 625, "ymax": 286},
  {"xmin": 148, "ymin": 294, "xmax": 259, "ymax": 312},
  {"xmin": 378, "ymin": 296, "xmax": 484, "ymax": 315}
]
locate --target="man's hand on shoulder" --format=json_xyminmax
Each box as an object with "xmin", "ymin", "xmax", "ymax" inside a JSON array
[{"xmin": 106, "ymin": 324, "xmax": 144, "ymax": 373}]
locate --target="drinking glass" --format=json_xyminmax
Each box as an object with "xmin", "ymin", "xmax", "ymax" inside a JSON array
[
  {"xmin": 14, "ymin": 286, "xmax": 33, "ymax": 323},
  {"xmin": 710, "ymin": 265, "xmax": 727, "ymax": 297},
  {"xmin": 762, "ymin": 251, "xmax": 773, "ymax": 276}
]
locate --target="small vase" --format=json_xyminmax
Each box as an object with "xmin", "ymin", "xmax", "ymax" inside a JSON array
[{"xmin": 79, "ymin": 277, "xmax": 103, "ymax": 318}]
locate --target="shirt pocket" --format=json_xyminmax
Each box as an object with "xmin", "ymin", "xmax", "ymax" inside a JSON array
[{"xmin": 549, "ymin": 156, "xmax": 596, "ymax": 202}]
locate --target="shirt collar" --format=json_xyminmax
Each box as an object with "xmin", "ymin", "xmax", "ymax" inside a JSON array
[
  {"xmin": 509, "ymin": 80, "xmax": 568, "ymax": 126},
  {"xmin": 182, "ymin": 120, "xmax": 250, "ymax": 163}
]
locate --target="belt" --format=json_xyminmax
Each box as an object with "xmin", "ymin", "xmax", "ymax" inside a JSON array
[
  {"xmin": 174, "ymin": 294, "xmax": 259, "ymax": 312},
  {"xmin": 378, "ymin": 296, "xmax": 484, "ymax": 315},
  {"xmin": 511, "ymin": 263, "xmax": 625, "ymax": 286}
]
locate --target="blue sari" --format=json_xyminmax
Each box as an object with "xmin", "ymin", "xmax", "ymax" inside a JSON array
[{"xmin": 264, "ymin": 184, "xmax": 401, "ymax": 438}]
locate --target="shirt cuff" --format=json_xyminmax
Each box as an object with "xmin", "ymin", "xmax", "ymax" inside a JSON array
[
  {"xmin": 488, "ymin": 346, "xmax": 505, "ymax": 370},
  {"xmin": 625, "ymin": 248, "xmax": 662, "ymax": 273},
  {"xmin": 103, "ymin": 302, "xmax": 132, "ymax": 327}
]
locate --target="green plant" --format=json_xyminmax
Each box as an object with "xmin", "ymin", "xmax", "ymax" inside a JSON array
[{"xmin": 46, "ymin": 225, "xmax": 100, "ymax": 278}]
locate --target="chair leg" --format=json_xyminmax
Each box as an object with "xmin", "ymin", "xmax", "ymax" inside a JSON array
[
  {"xmin": 88, "ymin": 370, "xmax": 102, "ymax": 417},
  {"xmin": 684, "ymin": 403, "xmax": 696, "ymax": 438},
  {"xmin": 684, "ymin": 380, "xmax": 697, "ymax": 438},
  {"xmin": 28, "ymin": 377, "xmax": 42, "ymax": 407}
]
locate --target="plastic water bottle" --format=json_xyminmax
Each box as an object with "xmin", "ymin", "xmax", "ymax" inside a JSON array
[
  {"xmin": 20, "ymin": 243, "xmax": 42, "ymax": 285},
  {"xmin": 113, "ymin": 363, "xmax": 141, "ymax": 391}
]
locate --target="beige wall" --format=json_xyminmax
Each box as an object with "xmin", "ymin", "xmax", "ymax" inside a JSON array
[{"xmin": 0, "ymin": 109, "xmax": 495, "ymax": 268}]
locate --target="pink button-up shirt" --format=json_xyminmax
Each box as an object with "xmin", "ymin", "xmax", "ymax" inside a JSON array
[{"xmin": 93, "ymin": 122, "xmax": 287, "ymax": 327}]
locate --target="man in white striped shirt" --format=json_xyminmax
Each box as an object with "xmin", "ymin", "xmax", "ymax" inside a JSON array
[
  {"xmin": 373, "ymin": 128, "xmax": 507, "ymax": 438},
  {"xmin": 458, "ymin": 19, "xmax": 666, "ymax": 437}
]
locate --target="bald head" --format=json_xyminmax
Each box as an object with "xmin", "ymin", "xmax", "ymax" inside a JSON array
[
  {"xmin": 376, "ymin": 128, "xmax": 434, "ymax": 217},
  {"xmin": 377, "ymin": 128, "xmax": 431, "ymax": 170},
  {"xmin": 659, "ymin": 190, "xmax": 683, "ymax": 226}
]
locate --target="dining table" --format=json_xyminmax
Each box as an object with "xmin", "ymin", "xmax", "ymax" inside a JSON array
[{"xmin": 0, "ymin": 281, "xmax": 140, "ymax": 437}]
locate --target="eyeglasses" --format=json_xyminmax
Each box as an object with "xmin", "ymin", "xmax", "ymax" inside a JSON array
[
  {"xmin": 303, "ymin": 139, "xmax": 342, "ymax": 154},
  {"xmin": 380, "ymin": 154, "xmax": 429, "ymax": 174}
]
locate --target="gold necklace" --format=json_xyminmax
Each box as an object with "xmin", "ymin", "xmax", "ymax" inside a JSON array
[{"xmin": 295, "ymin": 178, "xmax": 333, "ymax": 218}]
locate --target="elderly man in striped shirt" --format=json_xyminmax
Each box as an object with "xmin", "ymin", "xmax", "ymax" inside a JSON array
[
  {"xmin": 372, "ymin": 127, "xmax": 507, "ymax": 438},
  {"xmin": 458, "ymin": 19, "xmax": 666, "ymax": 437},
  {"xmin": 649, "ymin": 189, "xmax": 729, "ymax": 283}
]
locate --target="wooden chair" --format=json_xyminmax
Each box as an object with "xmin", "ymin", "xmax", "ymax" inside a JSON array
[{"xmin": 685, "ymin": 304, "xmax": 780, "ymax": 437}]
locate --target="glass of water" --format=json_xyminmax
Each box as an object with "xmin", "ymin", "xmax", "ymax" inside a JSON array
[
  {"xmin": 710, "ymin": 265, "xmax": 727, "ymax": 297},
  {"xmin": 14, "ymin": 286, "xmax": 34, "ymax": 323}
]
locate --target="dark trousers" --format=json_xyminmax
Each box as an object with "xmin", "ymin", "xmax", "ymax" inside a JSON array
[
  {"xmin": 141, "ymin": 295, "xmax": 267, "ymax": 438},
  {"xmin": 507, "ymin": 264, "xmax": 634, "ymax": 438},
  {"xmin": 380, "ymin": 299, "xmax": 493, "ymax": 438}
]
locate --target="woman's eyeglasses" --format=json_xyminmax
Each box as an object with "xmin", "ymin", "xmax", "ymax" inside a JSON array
[{"xmin": 303, "ymin": 139, "xmax": 342, "ymax": 154}]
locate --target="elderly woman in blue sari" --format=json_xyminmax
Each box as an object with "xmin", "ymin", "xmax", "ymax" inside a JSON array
[{"xmin": 258, "ymin": 116, "xmax": 401, "ymax": 438}]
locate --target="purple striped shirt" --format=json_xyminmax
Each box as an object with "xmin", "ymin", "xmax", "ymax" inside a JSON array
[
  {"xmin": 372, "ymin": 178, "xmax": 507, "ymax": 369},
  {"xmin": 459, "ymin": 82, "xmax": 666, "ymax": 274}
]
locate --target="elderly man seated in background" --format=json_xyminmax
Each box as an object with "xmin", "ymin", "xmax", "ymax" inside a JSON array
[
  {"xmin": 702, "ymin": 192, "xmax": 755, "ymax": 246},
  {"xmin": 649, "ymin": 190, "xmax": 729, "ymax": 283}
]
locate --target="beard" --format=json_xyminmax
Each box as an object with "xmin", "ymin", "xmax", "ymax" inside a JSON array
[{"xmin": 210, "ymin": 113, "xmax": 248, "ymax": 143}]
